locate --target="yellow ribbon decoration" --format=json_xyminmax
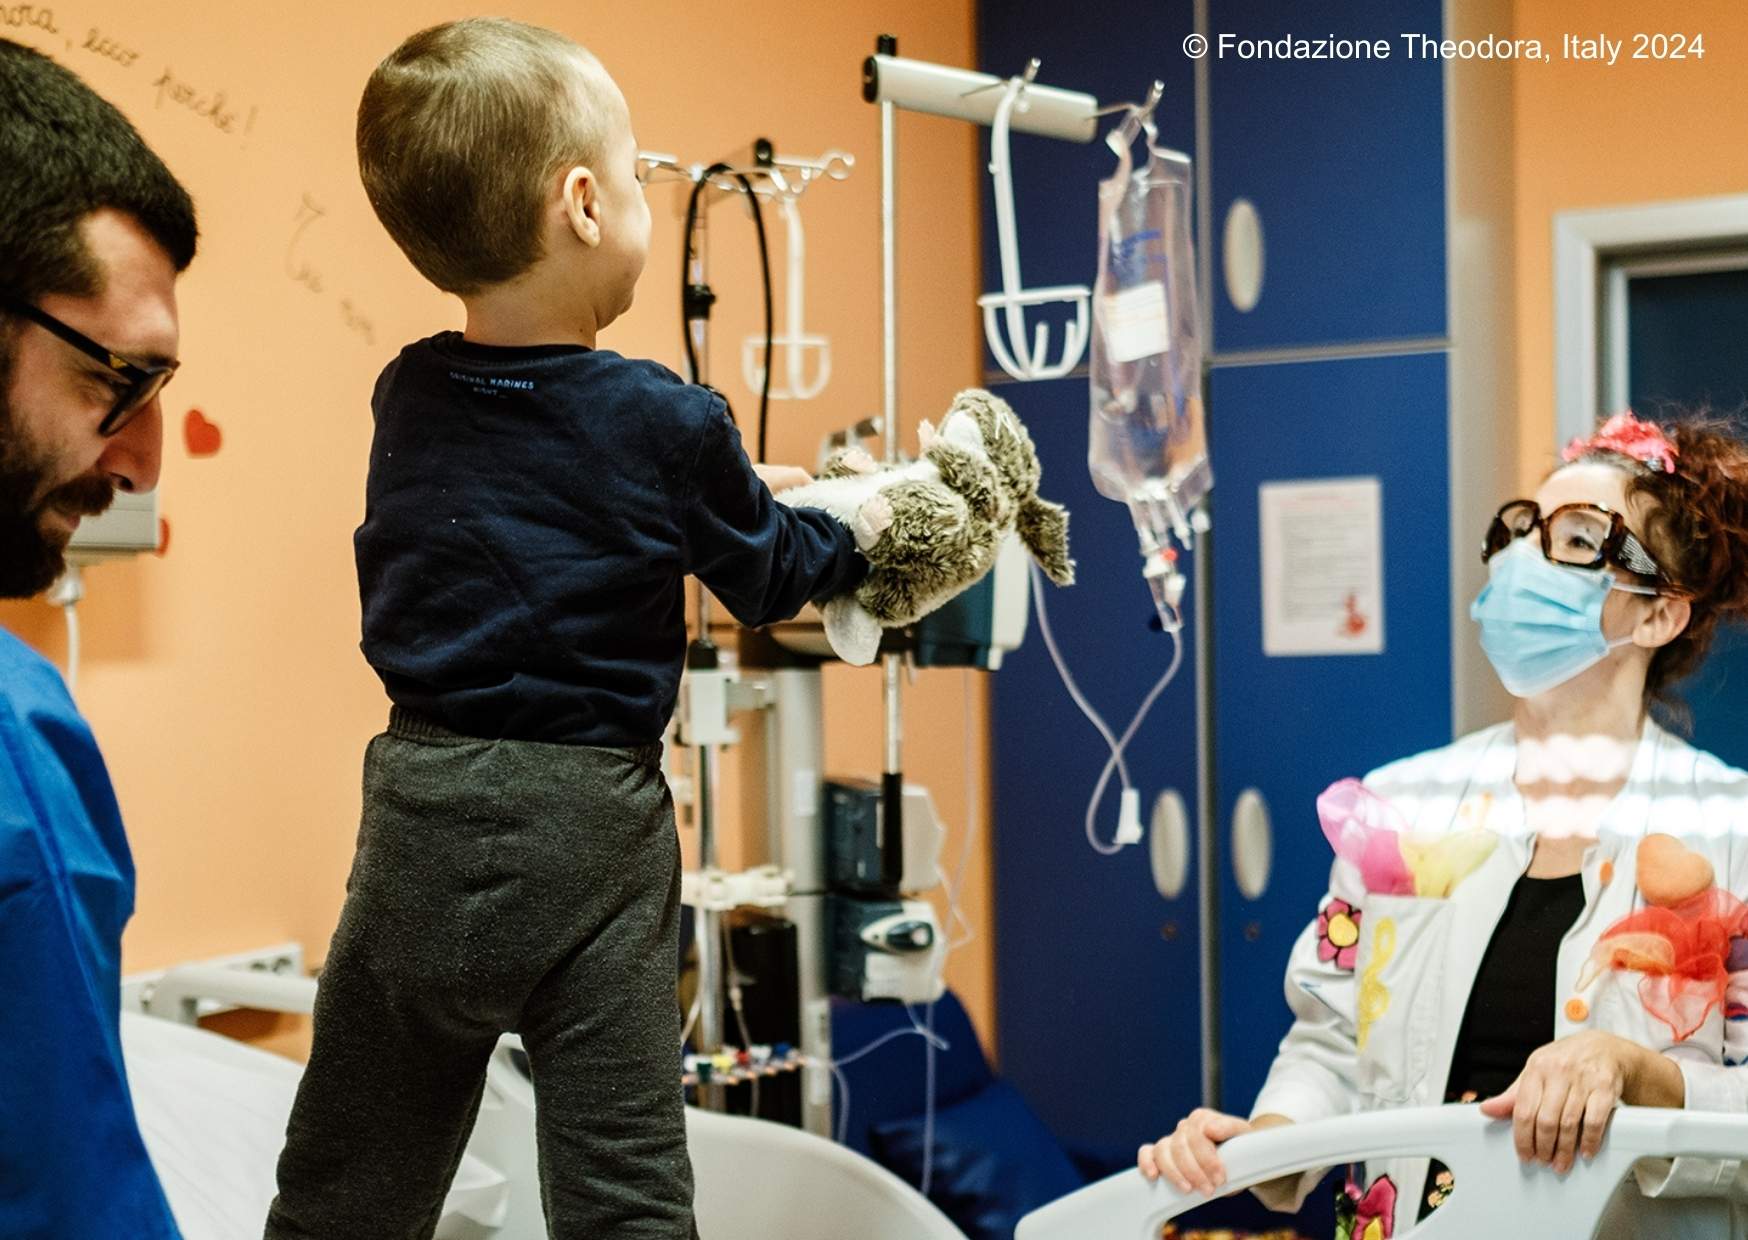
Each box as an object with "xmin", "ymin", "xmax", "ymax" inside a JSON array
[{"xmin": 1356, "ymin": 918, "xmax": 1397, "ymax": 1051}]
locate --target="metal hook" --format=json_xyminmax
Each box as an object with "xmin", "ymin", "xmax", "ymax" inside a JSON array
[{"xmin": 1103, "ymin": 80, "xmax": 1166, "ymax": 163}]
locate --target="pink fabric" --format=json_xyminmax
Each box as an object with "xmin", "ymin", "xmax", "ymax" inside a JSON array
[
  {"xmin": 1317, "ymin": 779, "xmax": 1415, "ymax": 896},
  {"xmin": 1562, "ymin": 410, "xmax": 1679, "ymax": 474}
]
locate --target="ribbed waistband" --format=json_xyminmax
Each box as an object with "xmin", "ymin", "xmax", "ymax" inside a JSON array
[{"xmin": 385, "ymin": 706, "xmax": 665, "ymax": 768}]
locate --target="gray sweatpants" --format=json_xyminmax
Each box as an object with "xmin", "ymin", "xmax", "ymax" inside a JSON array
[{"xmin": 265, "ymin": 709, "xmax": 696, "ymax": 1239}]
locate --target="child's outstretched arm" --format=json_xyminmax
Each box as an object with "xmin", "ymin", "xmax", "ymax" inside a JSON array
[{"xmin": 683, "ymin": 396, "xmax": 866, "ymax": 628}]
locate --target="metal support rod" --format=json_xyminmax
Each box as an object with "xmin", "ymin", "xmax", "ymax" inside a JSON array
[
  {"xmin": 1191, "ymin": 0, "xmax": 1221, "ymax": 1112},
  {"xmin": 862, "ymin": 53, "xmax": 1098, "ymax": 144},
  {"xmin": 880, "ymin": 66, "xmax": 899, "ymax": 468},
  {"xmin": 683, "ymin": 169, "xmax": 727, "ymax": 1109},
  {"xmin": 1193, "ymin": 511, "xmax": 1219, "ymax": 1111},
  {"xmin": 878, "ymin": 36, "xmax": 906, "ymax": 896},
  {"xmin": 694, "ymin": 740, "xmax": 726, "ymax": 1110}
]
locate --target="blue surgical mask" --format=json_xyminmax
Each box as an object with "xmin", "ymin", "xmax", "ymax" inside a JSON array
[{"xmin": 1470, "ymin": 541, "xmax": 1639, "ymax": 698}]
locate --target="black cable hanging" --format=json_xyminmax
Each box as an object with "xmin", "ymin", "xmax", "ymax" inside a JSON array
[{"xmin": 682, "ymin": 162, "xmax": 774, "ymax": 462}]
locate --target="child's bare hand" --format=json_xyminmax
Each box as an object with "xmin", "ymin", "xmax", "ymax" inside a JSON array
[{"xmin": 754, "ymin": 464, "xmax": 813, "ymax": 494}]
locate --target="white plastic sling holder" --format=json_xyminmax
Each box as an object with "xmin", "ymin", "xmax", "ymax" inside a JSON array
[
  {"xmin": 739, "ymin": 152, "xmax": 852, "ymax": 402},
  {"xmin": 741, "ymin": 186, "xmax": 831, "ymax": 400},
  {"xmin": 1016, "ymin": 1104, "xmax": 1748, "ymax": 1240},
  {"xmin": 977, "ymin": 59, "xmax": 1091, "ymax": 382}
]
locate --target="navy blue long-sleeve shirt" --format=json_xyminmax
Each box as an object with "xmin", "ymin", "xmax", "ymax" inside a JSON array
[{"xmin": 355, "ymin": 333, "xmax": 864, "ymax": 745}]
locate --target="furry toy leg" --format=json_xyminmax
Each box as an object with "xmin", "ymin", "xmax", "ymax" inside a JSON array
[
  {"xmin": 822, "ymin": 595, "xmax": 882, "ymax": 666},
  {"xmin": 821, "ymin": 447, "xmax": 879, "ymax": 480}
]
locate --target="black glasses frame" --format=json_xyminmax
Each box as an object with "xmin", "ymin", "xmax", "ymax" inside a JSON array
[
  {"xmin": 1, "ymin": 296, "xmax": 178, "ymax": 436},
  {"xmin": 1482, "ymin": 498, "xmax": 1679, "ymax": 588}
]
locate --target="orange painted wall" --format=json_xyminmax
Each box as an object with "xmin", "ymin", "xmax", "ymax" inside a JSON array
[
  {"xmin": 1511, "ymin": 0, "xmax": 1748, "ymax": 487},
  {"xmin": 0, "ymin": 0, "xmax": 996, "ymax": 1059}
]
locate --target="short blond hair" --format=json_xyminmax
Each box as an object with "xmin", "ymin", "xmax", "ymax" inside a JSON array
[{"xmin": 357, "ymin": 18, "xmax": 618, "ymax": 294}]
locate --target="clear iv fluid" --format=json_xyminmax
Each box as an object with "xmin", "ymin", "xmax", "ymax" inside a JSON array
[
  {"xmin": 1089, "ymin": 143, "xmax": 1208, "ymax": 517},
  {"xmin": 1088, "ymin": 128, "xmax": 1209, "ymax": 630}
]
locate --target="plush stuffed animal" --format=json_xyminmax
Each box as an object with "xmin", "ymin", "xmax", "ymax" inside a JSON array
[{"xmin": 778, "ymin": 388, "xmax": 1074, "ymax": 665}]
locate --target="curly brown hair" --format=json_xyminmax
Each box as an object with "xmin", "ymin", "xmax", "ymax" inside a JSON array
[{"xmin": 1571, "ymin": 412, "xmax": 1748, "ymax": 720}]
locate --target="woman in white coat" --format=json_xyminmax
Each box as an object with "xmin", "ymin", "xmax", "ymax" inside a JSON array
[{"xmin": 1140, "ymin": 412, "xmax": 1748, "ymax": 1237}]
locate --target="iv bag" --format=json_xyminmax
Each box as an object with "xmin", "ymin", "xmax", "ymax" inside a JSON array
[{"xmin": 1088, "ymin": 119, "xmax": 1209, "ymax": 627}]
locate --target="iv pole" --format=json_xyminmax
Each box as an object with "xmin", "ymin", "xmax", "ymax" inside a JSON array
[
  {"xmin": 862, "ymin": 36, "xmax": 1102, "ymax": 914},
  {"xmin": 654, "ymin": 144, "xmax": 852, "ymax": 1114},
  {"xmin": 864, "ymin": 41, "xmax": 1222, "ymax": 1109},
  {"xmin": 876, "ymin": 34, "xmax": 905, "ymax": 897}
]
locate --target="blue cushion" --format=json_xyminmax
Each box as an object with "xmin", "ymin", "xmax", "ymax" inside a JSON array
[{"xmin": 871, "ymin": 1078, "xmax": 1084, "ymax": 1240}]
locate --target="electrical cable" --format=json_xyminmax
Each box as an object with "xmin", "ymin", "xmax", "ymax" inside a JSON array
[
  {"xmin": 828, "ymin": 1022, "xmax": 949, "ymax": 1147},
  {"xmin": 720, "ymin": 917, "xmax": 759, "ymax": 1116},
  {"xmin": 681, "ymin": 902, "xmax": 709, "ymax": 1049},
  {"xmin": 918, "ymin": 1001, "xmax": 938, "ymax": 1196},
  {"xmin": 943, "ymin": 669, "xmax": 980, "ymax": 952},
  {"xmin": 48, "ymin": 566, "xmax": 83, "ymax": 696},
  {"xmin": 62, "ymin": 599, "xmax": 79, "ymax": 697},
  {"xmin": 681, "ymin": 163, "xmax": 774, "ymax": 461},
  {"xmin": 1030, "ymin": 560, "xmax": 1185, "ymax": 854}
]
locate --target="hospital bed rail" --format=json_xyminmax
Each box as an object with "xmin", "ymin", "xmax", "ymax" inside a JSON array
[
  {"xmin": 130, "ymin": 963, "xmax": 968, "ymax": 1239},
  {"xmin": 1015, "ymin": 1104, "xmax": 1748, "ymax": 1239},
  {"xmin": 142, "ymin": 963, "xmax": 317, "ymax": 1023}
]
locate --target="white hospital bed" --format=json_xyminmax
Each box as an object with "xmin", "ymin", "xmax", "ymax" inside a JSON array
[
  {"xmin": 1015, "ymin": 1105, "xmax": 1748, "ymax": 1240},
  {"xmin": 123, "ymin": 966, "xmax": 964, "ymax": 1240}
]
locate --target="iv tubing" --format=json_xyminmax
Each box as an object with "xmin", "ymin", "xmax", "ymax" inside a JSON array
[{"xmin": 1030, "ymin": 560, "xmax": 1184, "ymax": 854}]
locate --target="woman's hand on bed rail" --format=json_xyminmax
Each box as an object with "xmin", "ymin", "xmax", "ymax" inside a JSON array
[
  {"xmin": 1137, "ymin": 1109, "xmax": 1295, "ymax": 1198},
  {"xmin": 1479, "ymin": 1030, "xmax": 1686, "ymax": 1174}
]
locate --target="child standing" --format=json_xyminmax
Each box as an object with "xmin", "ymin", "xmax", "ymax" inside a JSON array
[{"xmin": 265, "ymin": 19, "xmax": 865, "ymax": 1239}]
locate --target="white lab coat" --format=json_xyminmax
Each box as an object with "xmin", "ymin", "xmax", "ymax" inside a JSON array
[{"xmin": 1251, "ymin": 720, "xmax": 1748, "ymax": 1238}]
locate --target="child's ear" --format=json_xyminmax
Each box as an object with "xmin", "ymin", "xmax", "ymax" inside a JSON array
[{"xmin": 561, "ymin": 166, "xmax": 602, "ymax": 248}]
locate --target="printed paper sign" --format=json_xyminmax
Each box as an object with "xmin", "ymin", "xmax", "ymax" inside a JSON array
[{"xmin": 1260, "ymin": 477, "xmax": 1384, "ymax": 656}]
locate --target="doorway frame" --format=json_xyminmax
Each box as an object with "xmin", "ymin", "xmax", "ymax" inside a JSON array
[{"xmin": 1552, "ymin": 193, "xmax": 1748, "ymax": 447}]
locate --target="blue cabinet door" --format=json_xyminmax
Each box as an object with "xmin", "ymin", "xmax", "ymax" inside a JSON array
[
  {"xmin": 1208, "ymin": 352, "xmax": 1454, "ymax": 1113},
  {"xmin": 990, "ymin": 373, "xmax": 1205, "ymax": 1153},
  {"xmin": 1206, "ymin": 0, "xmax": 1447, "ymax": 352}
]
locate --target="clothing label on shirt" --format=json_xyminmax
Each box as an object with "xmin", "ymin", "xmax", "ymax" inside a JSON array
[
  {"xmin": 1100, "ymin": 282, "xmax": 1171, "ymax": 364},
  {"xmin": 447, "ymin": 370, "xmax": 535, "ymax": 397}
]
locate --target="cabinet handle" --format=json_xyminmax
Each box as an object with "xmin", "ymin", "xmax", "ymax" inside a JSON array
[
  {"xmin": 1222, "ymin": 198, "xmax": 1265, "ymax": 313},
  {"xmin": 1150, "ymin": 789, "xmax": 1190, "ymax": 900},
  {"xmin": 1231, "ymin": 787, "xmax": 1272, "ymax": 899}
]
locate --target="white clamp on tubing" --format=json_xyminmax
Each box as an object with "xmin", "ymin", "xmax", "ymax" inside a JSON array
[{"xmin": 682, "ymin": 865, "xmax": 793, "ymax": 913}]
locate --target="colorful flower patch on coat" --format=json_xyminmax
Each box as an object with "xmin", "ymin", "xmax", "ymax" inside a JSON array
[{"xmin": 1318, "ymin": 898, "xmax": 1362, "ymax": 971}]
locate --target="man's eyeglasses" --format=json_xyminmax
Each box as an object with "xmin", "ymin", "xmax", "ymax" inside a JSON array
[
  {"xmin": 1, "ymin": 296, "xmax": 178, "ymax": 436},
  {"xmin": 1482, "ymin": 499, "xmax": 1682, "ymax": 592}
]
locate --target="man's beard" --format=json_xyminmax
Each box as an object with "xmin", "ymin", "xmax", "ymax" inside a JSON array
[{"xmin": 0, "ymin": 365, "xmax": 116, "ymax": 598}]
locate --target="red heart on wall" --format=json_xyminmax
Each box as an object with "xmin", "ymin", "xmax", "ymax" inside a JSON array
[
  {"xmin": 184, "ymin": 409, "xmax": 223, "ymax": 457},
  {"xmin": 154, "ymin": 517, "xmax": 171, "ymax": 557}
]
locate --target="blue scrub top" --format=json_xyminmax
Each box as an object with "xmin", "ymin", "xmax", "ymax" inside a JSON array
[{"xmin": 0, "ymin": 628, "xmax": 180, "ymax": 1237}]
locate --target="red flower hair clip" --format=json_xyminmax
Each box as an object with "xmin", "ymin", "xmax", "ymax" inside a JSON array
[{"xmin": 1563, "ymin": 411, "xmax": 1679, "ymax": 474}]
